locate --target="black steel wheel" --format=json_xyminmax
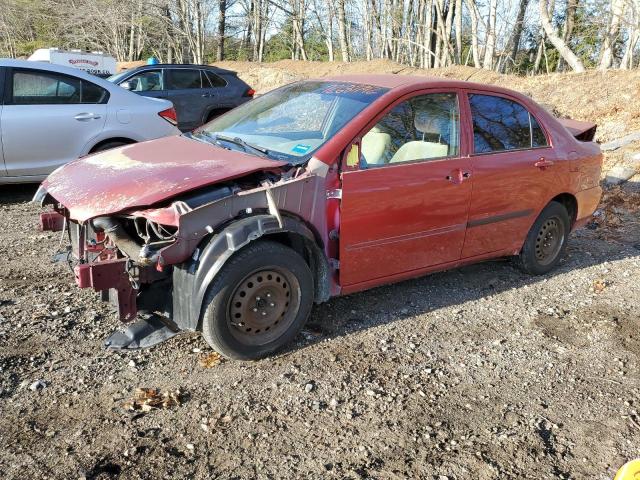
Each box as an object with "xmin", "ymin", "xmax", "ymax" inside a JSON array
[
  {"xmin": 201, "ymin": 240, "xmax": 313, "ymax": 360},
  {"xmin": 515, "ymin": 201, "xmax": 571, "ymax": 275}
]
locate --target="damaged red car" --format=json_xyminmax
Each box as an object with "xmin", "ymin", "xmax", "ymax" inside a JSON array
[{"xmin": 35, "ymin": 75, "xmax": 603, "ymax": 360}]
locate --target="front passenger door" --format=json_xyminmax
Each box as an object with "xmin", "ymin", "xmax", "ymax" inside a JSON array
[{"xmin": 339, "ymin": 91, "xmax": 472, "ymax": 288}]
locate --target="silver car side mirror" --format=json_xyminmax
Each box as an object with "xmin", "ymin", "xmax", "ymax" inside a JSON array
[{"xmin": 120, "ymin": 81, "xmax": 133, "ymax": 90}]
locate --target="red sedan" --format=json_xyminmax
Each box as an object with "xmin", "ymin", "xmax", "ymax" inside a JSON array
[{"xmin": 36, "ymin": 75, "xmax": 603, "ymax": 360}]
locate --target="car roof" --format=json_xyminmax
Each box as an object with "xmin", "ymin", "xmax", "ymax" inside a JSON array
[
  {"xmin": 127, "ymin": 63, "xmax": 234, "ymax": 73},
  {"xmin": 0, "ymin": 58, "xmax": 117, "ymax": 86},
  {"xmin": 320, "ymin": 74, "xmax": 530, "ymax": 101}
]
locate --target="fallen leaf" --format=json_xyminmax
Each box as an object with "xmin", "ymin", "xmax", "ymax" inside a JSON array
[
  {"xmin": 122, "ymin": 387, "xmax": 183, "ymax": 412},
  {"xmin": 592, "ymin": 279, "xmax": 608, "ymax": 293},
  {"xmin": 199, "ymin": 352, "xmax": 224, "ymax": 368}
]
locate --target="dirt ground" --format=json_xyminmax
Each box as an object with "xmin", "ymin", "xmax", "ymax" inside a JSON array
[
  {"xmin": 2, "ymin": 63, "xmax": 640, "ymax": 479},
  {"xmin": 1, "ymin": 180, "xmax": 639, "ymax": 479}
]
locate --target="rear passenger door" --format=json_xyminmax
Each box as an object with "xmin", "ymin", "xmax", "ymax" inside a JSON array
[
  {"xmin": 166, "ymin": 68, "xmax": 207, "ymax": 130},
  {"xmin": 461, "ymin": 91, "xmax": 556, "ymax": 258},
  {"xmin": 201, "ymin": 70, "xmax": 229, "ymax": 121},
  {"xmin": 1, "ymin": 68, "xmax": 108, "ymax": 178}
]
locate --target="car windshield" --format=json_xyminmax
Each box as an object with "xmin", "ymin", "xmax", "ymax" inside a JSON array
[
  {"xmin": 195, "ymin": 81, "xmax": 389, "ymax": 164},
  {"xmin": 106, "ymin": 71, "xmax": 129, "ymax": 83}
]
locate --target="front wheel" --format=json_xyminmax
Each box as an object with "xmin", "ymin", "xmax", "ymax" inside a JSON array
[
  {"xmin": 515, "ymin": 201, "xmax": 571, "ymax": 275},
  {"xmin": 200, "ymin": 240, "xmax": 314, "ymax": 360}
]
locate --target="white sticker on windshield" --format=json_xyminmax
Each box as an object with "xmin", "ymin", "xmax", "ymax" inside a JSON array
[{"xmin": 291, "ymin": 144, "xmax": 311, "ymax": 155}]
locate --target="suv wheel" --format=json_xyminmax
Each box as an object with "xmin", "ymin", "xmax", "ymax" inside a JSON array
[
  {"xmin": 201, "ymin": 240, "xmax": 314, "ymax": 360},
  {"xmin": 515, "ymin": 201, "xmax": 570, "ymax": 275}
]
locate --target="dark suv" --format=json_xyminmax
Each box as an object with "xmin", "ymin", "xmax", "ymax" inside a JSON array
[{"xmin": 108, "ymin": 64, "xmax": 255, "ymax": 131}]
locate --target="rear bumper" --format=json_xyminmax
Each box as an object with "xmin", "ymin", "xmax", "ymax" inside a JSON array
[{"xmin": 573, "ymin": 186, "xmax": 603, "ymax": 231}]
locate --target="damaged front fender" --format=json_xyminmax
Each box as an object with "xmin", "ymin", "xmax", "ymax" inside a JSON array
[{"xmin": 172, "ymin": 214, "xmax": 331, "ymax": 332}]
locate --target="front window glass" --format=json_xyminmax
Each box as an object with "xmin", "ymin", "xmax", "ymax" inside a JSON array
[
  {"xmin": 12, "ymin": 70, "xmax": 80, "ymax": 105},
  {"xmin": 361, "ymin": 93, "xmax": 459, "ymax": 166},
  {"xmin": 125, "ymin": 70, "xmax": 163, "ymax": 92},
  {"xmin": 197, "ymin": 81, "xmax": 388, "ymax": 164}
]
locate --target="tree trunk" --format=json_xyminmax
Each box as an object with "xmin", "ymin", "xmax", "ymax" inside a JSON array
[
  {"xmin": 621, "ymin": 28, "xmax": 639, "ymax": 69},
  {"xmin": 336, "ymin": 0, "xmax": 350, "ymax": 61},
  {"xmin": 599, "ymin": 0, "xmax": 625, "ymax": 70},
  {"xmin": 505, "ymin": 0, "xmax": 529, "ymax": 71},
  {"xmin": 482, "ymin": 0, "xmax": 497, "ymax": 69},
  {"xmin": 216, "ymin": 0, "xmax": 226, "ymax": 61},
  {"xmin": 454, "ymin": 0, "xmax": 462, "ymax": 63},
  {"xmin": 539, "ymin": 0, "xmax": 585, "ymax": 72},
  {"xmin": 557, "ymin": 0, "xmax": 577, "ymax": 71},
  {"xmin": 465, "ymin": 0, "xmax": 481, "ymax": 68}
]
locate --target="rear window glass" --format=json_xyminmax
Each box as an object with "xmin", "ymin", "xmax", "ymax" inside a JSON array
[
  {"xmin": 469, "ymin": 94, "xmax": 548, "ymax": 153},
  {"xmin": 167, "ymin": 69, "xmax": 202, "ymax": 89}
]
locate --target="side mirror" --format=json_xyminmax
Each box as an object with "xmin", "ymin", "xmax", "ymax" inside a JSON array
[{"xmin": 120, "ymin": 80, "xmax": 133, "ymax": 91}]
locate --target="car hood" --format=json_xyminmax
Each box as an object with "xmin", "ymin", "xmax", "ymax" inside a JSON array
[{"xmin": 42, "ymin": 135, "xmax": 286, "ymax": 222}]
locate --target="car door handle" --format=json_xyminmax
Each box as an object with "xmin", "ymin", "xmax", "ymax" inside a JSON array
[
  {"xmin": 534, "ymin": 158, "xmax": 554, "ymax": 169},
  {"xmin": 201, "ymin": 93, "xmax": 213, "ymax": 98},
  {"xmin": 446, "ymin": 170, "xmax": 471, "ymax": 184},
  {"xmin": 74, "ymin": 113, "xmax": 101, "ymax": 121}
]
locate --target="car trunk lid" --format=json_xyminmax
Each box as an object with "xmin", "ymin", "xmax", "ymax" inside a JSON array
[{"xmin": 557, "ymin": 118, "xmax": 597, "ymax": 142}]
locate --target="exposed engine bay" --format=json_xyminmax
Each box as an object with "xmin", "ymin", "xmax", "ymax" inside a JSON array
[{"xmin": 36, "ymin": 161, "xmax": 337, "ymax": 350}]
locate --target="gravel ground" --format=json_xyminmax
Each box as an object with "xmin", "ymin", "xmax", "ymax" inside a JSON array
[{"xmin": 1, "ymin": 183, "xmax": 639, "ymax": 480}]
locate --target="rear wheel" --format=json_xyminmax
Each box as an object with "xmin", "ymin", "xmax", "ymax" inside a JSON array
[
  {"xmin": 201, "ymin": 240, "xmax": 314, "ymax": 360},
  {"xmin": 91, "ymin": 141, "xmax": 129, "ymax": 153},
  {"xmin": 515, "ymin": 201, "xmax": 570, "ymax": 275}
]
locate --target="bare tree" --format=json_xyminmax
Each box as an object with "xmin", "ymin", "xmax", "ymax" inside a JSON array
[
  {"xmin": 482, "ymin": 0, "xmax": 497, "ymax": 69},
  {"xmin": 599, "ymin": 0, "xmax": 626, "ymax": 69},
  {"xmin": 539, "ymin": 0, "xmax": 586, "ymax": 72},
  {"xmin": 336, "ymin": 0, "xmax": 351, "ymax": 61}
]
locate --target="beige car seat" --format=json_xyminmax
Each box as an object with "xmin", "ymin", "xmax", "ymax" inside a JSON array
[
  {"xmin": 390, "ymin": 112, "xmax": 448, "ymax": 163},
  {"xmin": 361, "ymin": 126, "xmax": 391, "ymax": 165}
]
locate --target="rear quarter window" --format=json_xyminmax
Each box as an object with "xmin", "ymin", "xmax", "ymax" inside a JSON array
[{"xmin": 205, "ymin": 71, "xmax": 227, "ymax": 88}]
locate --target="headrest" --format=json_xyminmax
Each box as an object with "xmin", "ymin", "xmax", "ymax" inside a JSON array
[{"xmin": 414, "ymin": 112, "xmax": 441, "ymax": 135}]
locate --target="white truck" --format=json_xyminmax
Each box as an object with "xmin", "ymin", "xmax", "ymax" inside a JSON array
[{"xmin": 28, "ymin": 48, "xmax": 117, "ymax": 78}]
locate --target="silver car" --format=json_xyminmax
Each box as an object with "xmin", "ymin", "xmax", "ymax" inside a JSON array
[{"xmin": 0, "ymin": 59, "xmax": 181, "ymax": 184}]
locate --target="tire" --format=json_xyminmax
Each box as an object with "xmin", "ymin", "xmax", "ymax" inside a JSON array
[
  {"xmin": 91, "ymin": 141, "xmax": 128, "ymax": 153},
  {"xmin": 515, "ymin": 201, "xmax": 571, "ymax": 275},
  {"xmin": 200, "ymin": 240, "xmax": 314, "ymax": 360},
  {"xmin": 206, "ymin": 109, "xmax": 229, "ymax": 123}
]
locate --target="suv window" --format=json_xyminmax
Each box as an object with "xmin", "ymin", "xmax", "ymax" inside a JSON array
[
  {"xmin": 205, "ymin": 71, "xmax": 227, "ymax": 88},
  {"xmin": 167, "ymin": 69, "xmax": 202, "ymax": 90},
  {"xmin": 125, "ymin": 70, "xmax": 163, "ymax": 92},
  {"xmin": 360, "ymin": 93, "xmax": 459, "ymax": 166},
  {"xmin": 11, "ymin": 70, "xmax": 108, "ymax": 105},
  {"xmin": 469, "ymin": 94, "xmax": 548, "ymax": 154}
]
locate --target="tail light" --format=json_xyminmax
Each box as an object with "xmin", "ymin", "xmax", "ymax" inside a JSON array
[
  {"xmin": 244, "ymin": 88, "xmax": 256, "ymax": 97},
  {"xmin": 159, "ymin": 107, "xmax": 178, "ymax": 126}
]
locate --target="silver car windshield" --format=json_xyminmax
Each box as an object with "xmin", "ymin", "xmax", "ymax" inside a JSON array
[{"xmin": 196, "ymin": 81, "xmax": 389, "ymax": 164}]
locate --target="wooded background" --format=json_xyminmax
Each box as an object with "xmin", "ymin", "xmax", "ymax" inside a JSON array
[{"xmin": 1, "ymin": 0, "xmax": 638, "ymax": 74}]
